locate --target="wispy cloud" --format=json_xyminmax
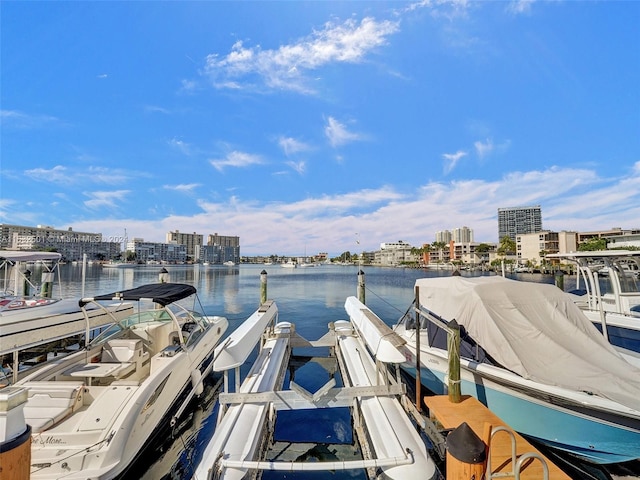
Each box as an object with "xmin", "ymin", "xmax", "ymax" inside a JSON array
[
  {"xmin": 68, "ymin": 165, "xmax": 640, "ymax": 255},
  {"xmin": 24, "ymin": 165, "xmax": 141, "ymax": 186},
  {"xmin": 168, "ymin": 138, "xmax": 192, "ymax": 155},
  {"xmin": 163, "ymin": 183, "xmax": 201, "ymax": 194},
  {"xmin": 474, "ymin": 138, "xmax": 494, "ymax": 159},
  {"xmin": 1, "ymin": 109, "xmax": 61, "ymax": 129},
  {"xmin": 285, "ymin": 160, "xmax": 306, "ymax": 175},
  {"xmin": 278, "ymin": 136, "xmax": 311, "ymax": 156},
  {"xmin": 203, "ymin": 17, "xmax": 399, "ymax": 94},
  {"xmin": 325, "ymin": 117, "xmax": 364, "ymax": 148},
  {"xmin": 83, "ymin": 190, "xmax": 130, "ymax": 210},
  {"xmin": 507, "ymin": 0, "xmax": 535, "ymax": 15},
  {"xmin": 210, "ymin": 151, "xmax": 264, "ymax": 171},
  {"xmin": 442, "ymin": 150, "xmax": 467, "ymax": 174}
]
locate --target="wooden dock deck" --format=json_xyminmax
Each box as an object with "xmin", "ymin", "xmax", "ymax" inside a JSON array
[{"xmin": 424, "ymin": 395, "xmax": 571, "ymax": 480}]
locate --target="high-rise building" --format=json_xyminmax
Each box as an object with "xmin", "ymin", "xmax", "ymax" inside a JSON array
[
  {"xmin": 498, "ymin": 206, "xmax": 542, "ymax": 241},
  {"xmin": 452, "ymin": 226, "xmax": 474, "ymax": 243},
  {"xmin": 435, "ymin": 230, "xmax": 452, "ymax": 244},
  {"xmin": 166, "ymin": 230, "xmax": 203, "ymax": 261},
  {"xmin": 205, "ymin": 233, "xmax": 240, "ymax": 264}
]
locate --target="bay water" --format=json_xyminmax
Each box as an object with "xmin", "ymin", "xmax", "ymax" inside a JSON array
[{"xmin": 32, "ymin": 263, "xmax": 637, "ymax": 479}]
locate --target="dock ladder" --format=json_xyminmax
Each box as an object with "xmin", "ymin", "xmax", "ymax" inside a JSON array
[{"xmin": 486, "ymin": 425, "xmax": 549, "ymax": 480}]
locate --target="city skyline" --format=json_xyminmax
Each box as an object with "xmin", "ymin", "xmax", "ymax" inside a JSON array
[{"xmin": 2, "ymin": 1, "xmax": 639, "ymax": 256}]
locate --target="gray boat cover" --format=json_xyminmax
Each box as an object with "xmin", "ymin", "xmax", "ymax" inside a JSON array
[{"xmin": 415, "ymin": 276, "xmax": 640, "ymax": 410}]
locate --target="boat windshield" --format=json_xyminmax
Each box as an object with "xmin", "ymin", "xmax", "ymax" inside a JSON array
[{"xmin": 89, "ymin": 308, "xmax": 174, "ymax": 347}]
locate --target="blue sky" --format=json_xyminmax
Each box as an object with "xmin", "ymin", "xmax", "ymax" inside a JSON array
[{"xmin": 2, "ymin": 1, "xmax": 639, "ymax": 256}]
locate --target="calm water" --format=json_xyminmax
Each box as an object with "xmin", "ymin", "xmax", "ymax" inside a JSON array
[{"xmin": 22, "ymin": 263, "xmax": 637, "ymax": 479}]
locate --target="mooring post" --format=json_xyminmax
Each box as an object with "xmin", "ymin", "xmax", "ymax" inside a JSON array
[
  {"xmin": 448, "ymin": 319, "xmax": 461, "ymax": 403},
  {"xmin": 22, "ymin": 269, "xmax": 31, "ymax": 297},
  {"xmin": 555, "ymin": 269, "xmax": 564, "ymax": 291},
  {"xmin": 260, "ymin": 270, "xmax": 268, "ymax": 305},
  {"xmin": 159, "ymin": 267, "xmax": 169, "ymax": 283},
  {"xmin": 357, "ymin": 269, "xmax": 365, "ymax": 304}
]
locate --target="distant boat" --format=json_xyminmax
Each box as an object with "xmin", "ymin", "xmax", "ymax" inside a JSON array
[
  {"xmin": 223, "ymin": 261, "xmax": 236, "ymax": 266},
  {"xmin": 548, "ymin": 250, "xmax": 640, "ymax": 352},
  {"xmin": 281, "ymin": 260, "xmax": 296, "ymax": 268},
  {"xmin": 102, "ymin": 261, "xmax": 137, "ymax": 268}
]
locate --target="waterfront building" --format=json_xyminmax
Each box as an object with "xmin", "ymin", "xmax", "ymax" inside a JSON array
[
  {"xmin": 375, "ymin": 241, "xmax": 417, "ymax": 266},
  {"xmin": 452, "ymin": 226, "xmax": 474, "ymax": 243},
  {"xmin": 205, "ymin": 233, "xmax": 240, "ymax": 264},
  {"xmin": 606, "ymin": 231, "xmax": 640, "ymax": 249},
  {"xmin": 166, "ymin": 230, "xmax": 203, "ymax": 262},
  {"xmin": 0, "ymin": 223, "xmax": 120, "ymax": 261},
  {"xmin": 451, "ymin": 242, "xmax": 496, "ymax": 266},
  {"xmin": 498, "ymin": 205, "xmax": 542, "ymax": 241},
  {"xmin": 129, "ymin": 239, "xmax": 187, "ymax": 264},
  {"xmin": 435, "ymin": 230, "xmax": 452, "ymax": 244},
  {"xmin": 578, "ymin": 227, "xmax": 640, "ymax": 245},
  {"xmin": 517, "ymin": 231, "xmax": 563, "ymax": 267}
]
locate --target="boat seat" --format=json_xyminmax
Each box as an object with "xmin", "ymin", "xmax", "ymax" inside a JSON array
[
  {"xmin": 22, "ymin": 381, "xmax": 85, "ymax": 433},
  {"xmin": 101, "ymin": 339, "xmax": 142, "ymax": 363}
]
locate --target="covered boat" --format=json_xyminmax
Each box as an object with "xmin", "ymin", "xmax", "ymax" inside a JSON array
[{"xmin": 395, "ymin": 275, "xmax": 640, "ymax": 464}]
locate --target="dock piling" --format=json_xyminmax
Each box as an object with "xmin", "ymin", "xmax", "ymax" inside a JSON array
[{"xmin": 260, "ymin": 270, "xmax": 268, "ymax": 305}]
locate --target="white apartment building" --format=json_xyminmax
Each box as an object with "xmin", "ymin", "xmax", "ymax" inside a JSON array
[
  {"xmin": 517, "ymin": 231, "xmax": 579, "ymax": 266},
  {"xmin": 435, "ymin": 230, "xmax": 452, "ymax": 243},
  {"xmin": 452, "ymin": 226, "xmax": 474, "ymax": 243},
  {"xmin": 375, "ymin": 241, "xmax": 417, "ymax": 266}
]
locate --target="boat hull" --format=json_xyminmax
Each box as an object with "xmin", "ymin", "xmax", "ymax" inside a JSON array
[{"xmin": 402, "ymin": 346, "xmax": 640, "ymax": 465}]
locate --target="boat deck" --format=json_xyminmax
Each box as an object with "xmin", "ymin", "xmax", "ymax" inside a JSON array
[{"xmin": 424, "ymin": 394, "xmax": 571, "ymax": 479}]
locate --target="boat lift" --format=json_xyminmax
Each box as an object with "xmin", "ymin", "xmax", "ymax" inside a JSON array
[{"xmin": 194, "ymin": 298, "xmax": 441, "ymax": 480}]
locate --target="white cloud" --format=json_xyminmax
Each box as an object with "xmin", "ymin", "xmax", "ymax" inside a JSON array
[
  {"xmin": 163, "ymin": 183, "xmax": 201, "ymax": 193},
  {"xmin": 210, "ymin": 151, "xmax": 264, "ymax": 171},
  {"xmin": 25, "ymin": 165, "xmax": 71, "ymax": 184},
  {"xmin": 168, "ymin": 138, "xmax": 192, "ymax": 155},
  {"xmin": 285, "ymin": 161, "xmax": 306, "ymax": 175},
  {"xmin": 278, "ymin": 136, "xmax": 311, "ymax": 156},
  {"xmin": 1, "ymin": 109, "xmax": 60, "ymax": 129},
  {"xmin": 83, "ymin": 190, "xmax": 130, "ymax": 210},
  {"xmin": 31, "ymin": 165, "xmax": 640, "ymax": 256},
  {"xmin": 474, "ymin": 138, "xmax": 494, "ymax": 159},
  {"xmin": 203, "ymin": 17, "xmax": 399, "ymax": 93},
  {"xmin": 442, "ymin": 150, "xmax": 467, "ymax": 174},
  {"xmin": 24, "ymin": 165, "xmax": 141, "ymax": 186},
  {"xmin": 507, "ymin": 0, "xmax": 535, "ymax": 15},
  {"xmin": 325, "ymin": 117, "xmax": 364, "ymax": 147}
]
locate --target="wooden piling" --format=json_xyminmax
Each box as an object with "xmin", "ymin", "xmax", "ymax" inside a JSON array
[
  {"xmin": 447, "ymin": 319, "xmax": 461, "ymax": 403},
  {"xmin": 357, "ymin": 269, "xmax": 365, "ymax": 304},
  {"xmin": 260, "ymin": 270, "xmax": 268, "ymax": 305}
]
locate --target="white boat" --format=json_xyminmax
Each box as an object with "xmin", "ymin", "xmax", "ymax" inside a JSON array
[
  {"xmin": 16, "ymin": 282, "xmax": 228, "ymax": 479},
  {"xmin": 281, "ymin": 260, "xmax": 296, "ymax": 268},
  {"xmin": 101, "ymin": 261, "xmax": 137, "ymax": 268},
  {"xmin": 1, "ymin": 251, "xmax": 133, "ymax": 378},
  {"xmin": 223, "ymin": 261, "xmax": 235, "ymax": 266},
  {"xmin": 194, "ymin": 298, "xmax": 439, "ymax": 480},
  {"xmin": 548, "ymin": 250, "xmax": 640, "ymax": 352},
  {"xmin": 393, "ymin": 275, "xmax": 640, "ymax": 465}
]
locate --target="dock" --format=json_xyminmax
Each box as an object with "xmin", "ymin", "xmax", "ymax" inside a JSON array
[{"xmin": 424, "ymin": 394, "xmax": 572, "ymax": 480}]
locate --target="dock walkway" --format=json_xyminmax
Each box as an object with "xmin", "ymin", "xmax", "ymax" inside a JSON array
[{"xmin": 424, "ymin": 394, "xmax": 571, "ymax": 480}]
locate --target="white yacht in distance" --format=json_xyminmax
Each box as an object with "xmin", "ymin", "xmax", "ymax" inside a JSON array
[
  {"xmin": 17, "ymin": 282, "xmax": 228, "ymax": 479},
  {"xmin": 548, "ymin": 250, "xmax": 640, "ymax": 352}
]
